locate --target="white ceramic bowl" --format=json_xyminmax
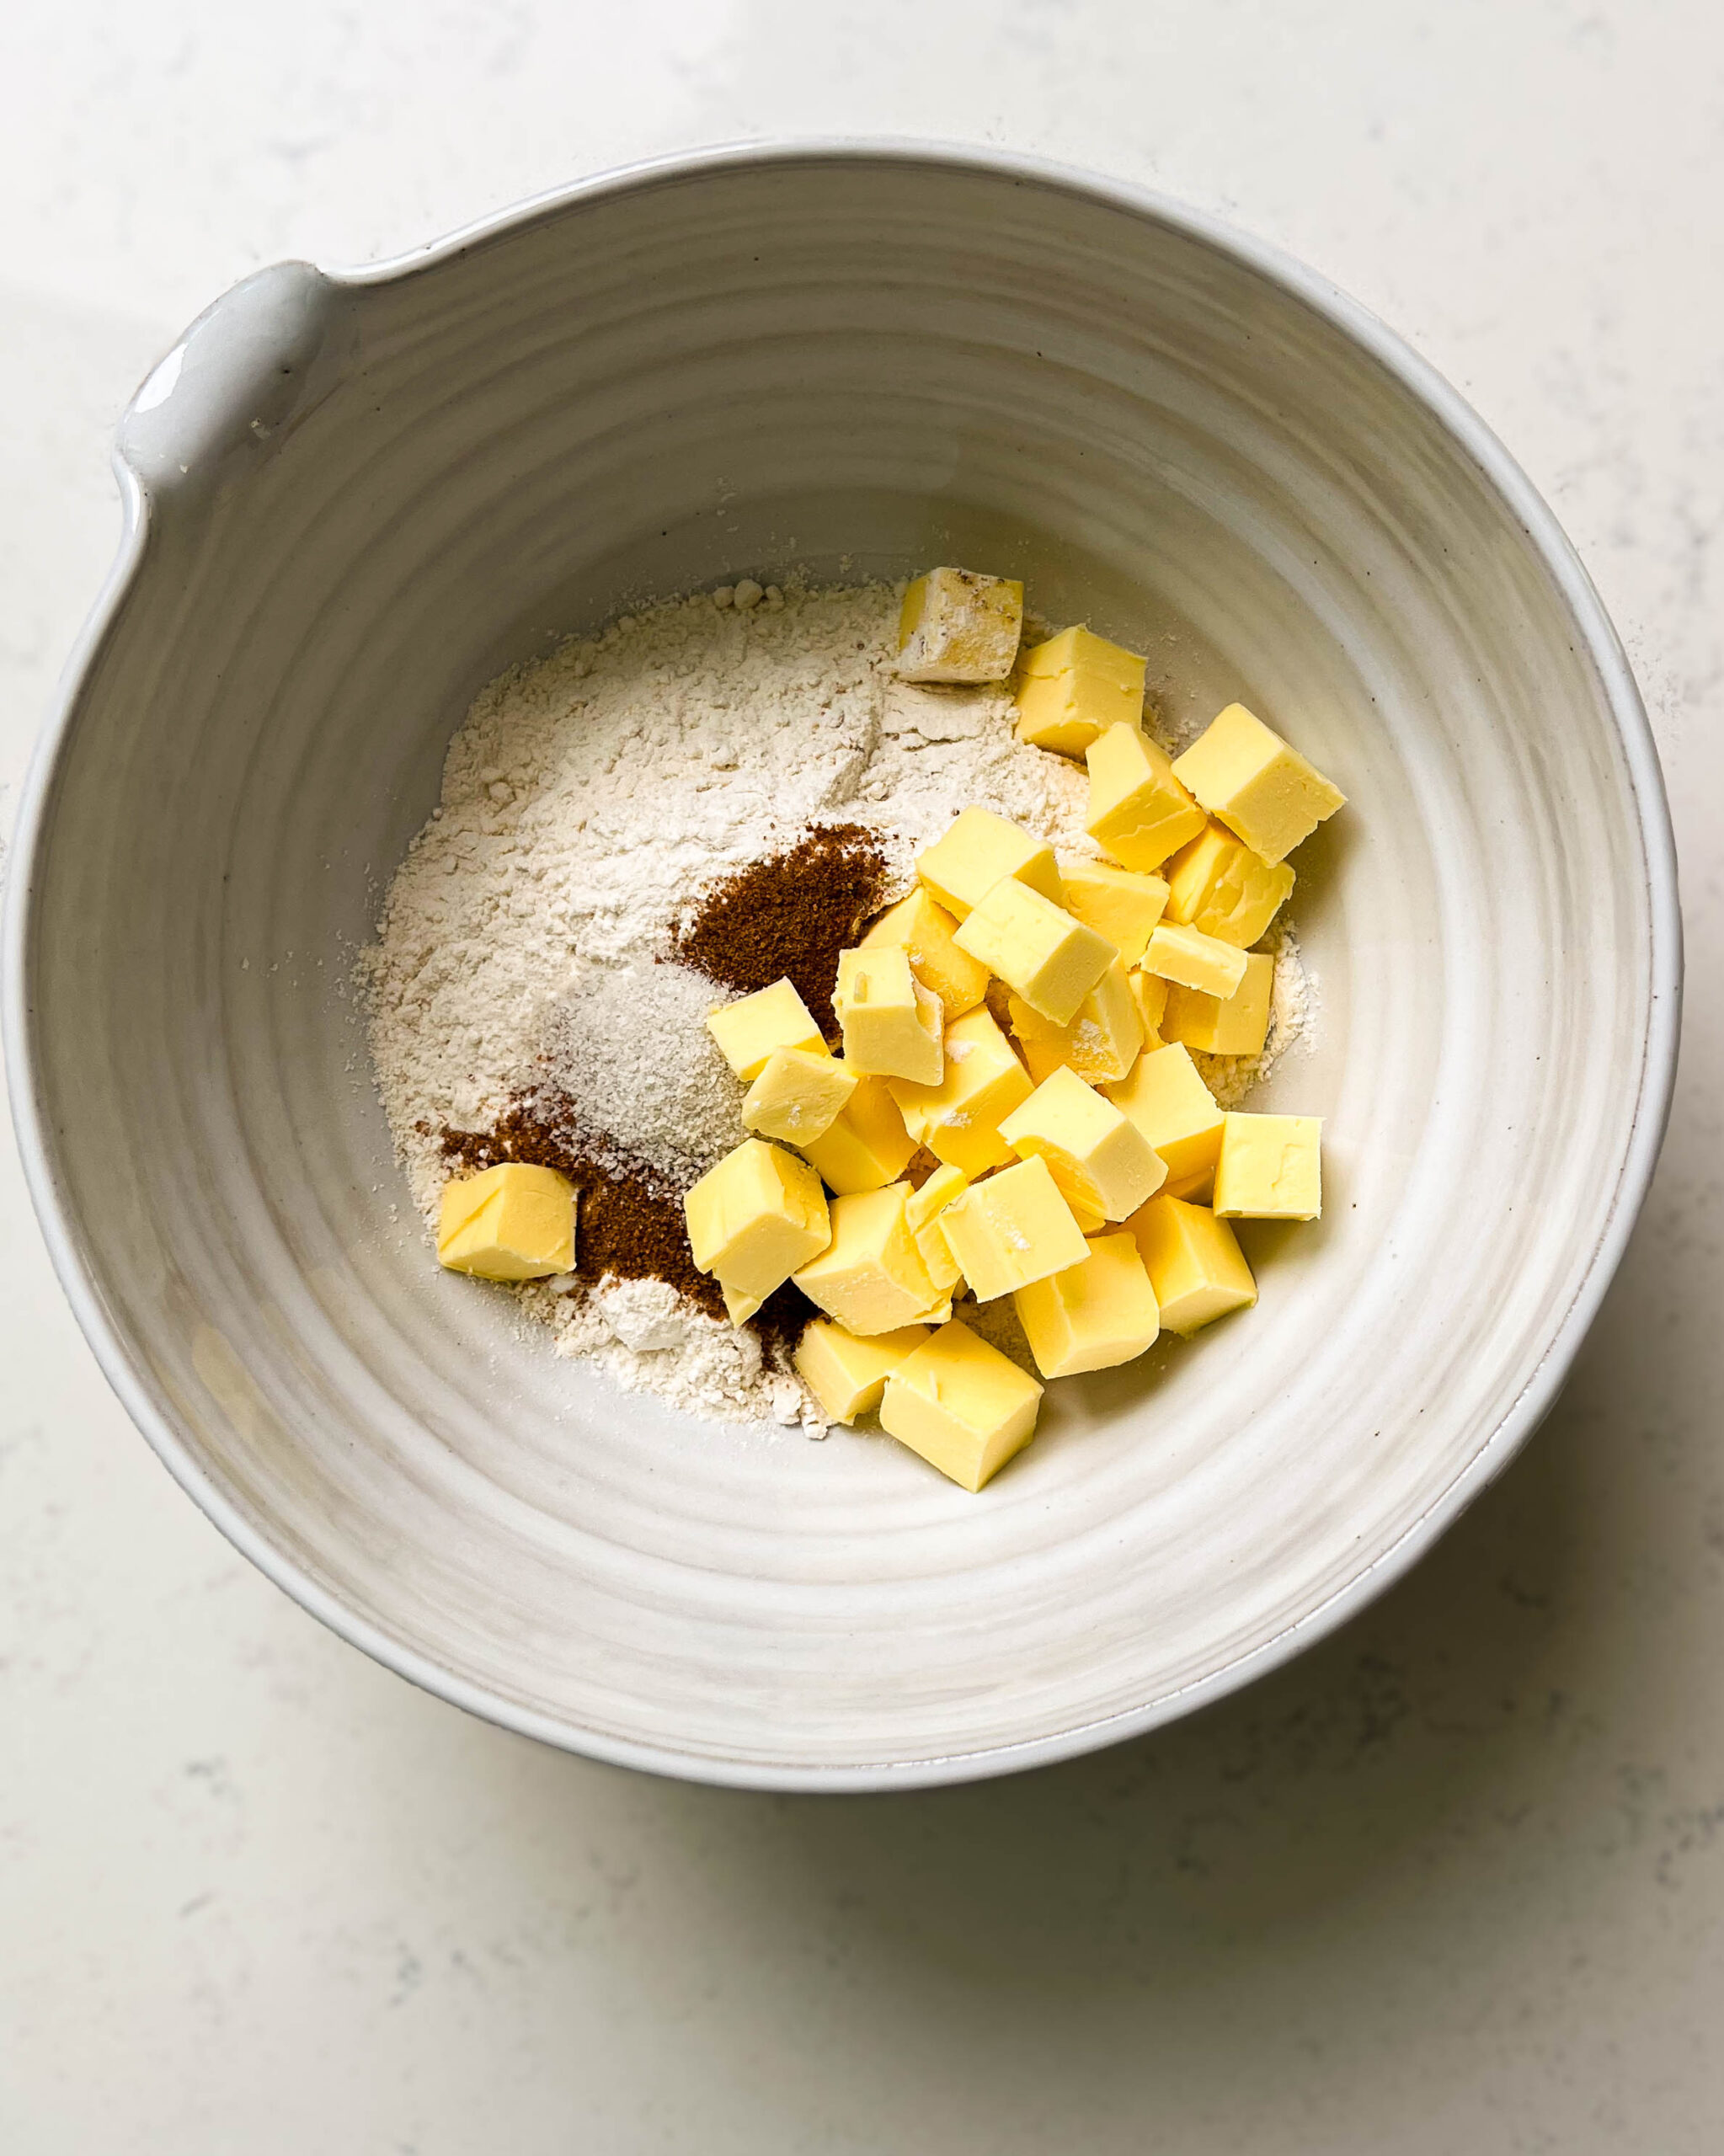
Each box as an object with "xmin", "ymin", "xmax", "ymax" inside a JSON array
[{"xmin": 3, "ymin": 144, "xmax": 1679, "ymax": 1790}]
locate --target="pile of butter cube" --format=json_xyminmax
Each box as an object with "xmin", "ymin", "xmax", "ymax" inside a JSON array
[{"xmin": 683, "ymin": 566, "xmax": 1346, "ymax": 1492}]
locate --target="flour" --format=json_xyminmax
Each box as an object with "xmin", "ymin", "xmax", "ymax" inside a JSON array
[{"xmin": 361, "ymin": 579, "xmax": 1310, "ymax": 1430}]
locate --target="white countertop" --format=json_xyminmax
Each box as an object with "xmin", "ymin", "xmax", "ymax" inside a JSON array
[{"xmin": 3, "ymin": 5, "xmax": 1720, "ymax": 2148}]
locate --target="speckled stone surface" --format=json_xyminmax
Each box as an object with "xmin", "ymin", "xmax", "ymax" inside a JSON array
[{"xmin": 2, "ymin": 4, "xmax": 1719, "ymax": 2149}]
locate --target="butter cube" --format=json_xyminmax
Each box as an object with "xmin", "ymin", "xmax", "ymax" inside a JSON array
[
  {"xmin": 437, "ymin": 1163, "xmax": 575, "ymax": 1281},
  {"xmin": 684, "ymin": 1139, "xmax": 831, "ymax": 1299},
  {"xmin": 1127, "ymin": 1195, "xmax": 1257, "ymax": 1335},
  {"xmin": 723, "ymin": 1283, "xmax": 762, "ymax": 1326},
  {"xmin": 896, "ymin": 566, "xmax": 1024, "ymax": 684},
  {"xmin": 1105, "ymin": 1043, "xmax": 1225, "ymax": 1183},
  {"xmin": 1172, "ymin": 703, "xmax": 1345, "ymax": 864},
  {"xmin": 1162, "ymin": 951, "xmax": 1274, "ymax": 1057},
  {"xmin": 1164, "ymin": 820, "xmax": 1295, "ymax": 947},
  {"xmin": 905, "ymin": 1164, "xmax": 969, "ymax": 1291},
  {"xmin": 1086, "ymin": 722, "xmax": 1206, "ymax": 870},
  {"xmin": 861, "ymin": 888, "xmax": 990, "ymax": 1020},
  {"xmin": 741, "ymin": 1046, "xmax": 858, "ymax": 1143},
  {"xmin": 1012, "ymin": 1231, "xmax": 1161, "ymax": 1379},
  {"xmin": 1128, "ymin": 968, "xmax": 1168, "ymax": 1043},
  {"xmin": 834, "ymin": 946, "xmax": 943, "ymax": 1084},
  {"xmin": 938, "ymin": 1155, "xmax": 1089, "ymax": 1301},
  {"xmin": 798, "ymin": 1075, "xmax": 916, "ymax": 1194},
  {"xmin": 706, "ymin": 978, "xmax": 827, "ymax": 1080},
  {"xmin": 886, "ymin": 1006, "xmax": 1033, "ymax": 1177},
  {"xmin": 1055, "ymin": 856, "xmax": 1170, "ymax": 966},
  {"xmin": 954, "ymin": 878, "xmax": 1115, "ymax": 1027},
  {"xmin": 1143, "ymin": 921, "xmax": 1248, "ymax": 999},
  {"xmin": 879, "ymin": 1321, "xmax": 1043, "ymax": 1491},
  {"xmin": 793, "ymin": 1319, "xmax": 931, "ymax": 1422},
  {"xmin": 1213, "ymin": 1113, "xmax": 1323, "ymax": 1219},
  {"xmin": 1008, "ymin": 955, "xmax": 1143, "ymax": 1085},
  {"xmin": 1014, "ymin": 626, "xmax": 1147, "ymax": 757},
  {"xmin": 917, "ymin": 806, "xmax": 1063, "ymax": 921},
  {"xmin": 998, "ymin": 1064, "xmax": 1166, "ymax": 1224},
  {"xmin": 793, "ymin": 1184, "xmax": 940, "ymax": 1336}
]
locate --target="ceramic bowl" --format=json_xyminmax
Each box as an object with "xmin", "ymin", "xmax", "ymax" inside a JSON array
[{"xmin": 3, "ymin": 145, "xmax": 1679, "ymax": 1789}]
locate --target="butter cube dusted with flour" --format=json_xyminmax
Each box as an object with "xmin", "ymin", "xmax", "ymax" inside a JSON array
[
  {"xmin": 937, "ymin": 1155, "xmax": 1089, "ymax": 1301},
  {"xmin": 1213, "ymin": 1113, "xmax": 1323, "ymax": 1220},
  {"xmin": 742, "ymin": 1046, "xmax": 858, "ymax": 1144},
  {"xmin": 1013, "ymin": 1232, "xmax": 1161, "ymax": 1380},
  {"xmin": 861, "ymin": 888, "xmax": 989, "ymax": 1020},
  {"xmin": 706, "ymin": 978, "xmax": 827, "ymax": 1080},
  {"xmin": 999, "ymin": 1065, "xmax": 1166, "ymax": 1224},
  {"xmin": 1056, "ymin": 857, "xmax": 1170, "ymax": 967},
  {"xmin": 1127, "ymin": 1195, "xmax": 1257, "ymax": 1335},
  {"xmin": 684, "ymin": 1138, "xmax": 831, "ymax": 1301},
  {"xmin": 1162, "ymin": 951, "xmax": 1274, "ymax": 1057},
  {"xmin": 1009, "ymin": 956, "xmax": 1144, "ymax": 1086},
  {"xmin": 798, "ymin": 1075, "xmax": 916, "ymax": 1195},
  {"xmin": 1142, "ymin": 921, "xmax": 1248, "ymax": 1000},
  {"xmin": 1013, "ymin": 626, "xmax": 1147, "ymax": 757},
  {"xmin": 1164, "ymin": 821, "xmax": 1294, "ymax": 947},
  {"xmin": 1085, "ymin": 722, "xmax": 1207, "ymax": 871},
  {"xmin": 793, "ymin": 1184, "xmax": 941, "ymax": 1336},
  {"xmin": 880, "ymin": 1321, "xmax": 1043, "ymax": 1492},
  {"xmin": 896, "ymin": 567, "xmax": 1025, "ymax": 684},
  {"xmin": 793, "ymin": 1320, "xmax": 931, "ymax": 1424},
  {"xmin": 886, "ymin": 1006, "xmax": 1032, "ymax": 1177},
  {"xmin": 437, "ymin": 1163, "xmax": 576, "ymax": 1281},
  {"xmin": 1105, "ymin": 1043, "xmax": 1225, "ymax": 1185},
  {"xmin": 834, "ymin": 947, "xmax": 943, "ymax": 1084},
  {"xmin": 1172, "ymin": 704, "xmax": 1345, "ymax": 864},
  {"xmin": 917, "ymin": 807, "xmax": 1063, "ymax": 921},
  {"xmin": 954, "ymin": 878, "xmax": 1115, "ymax": 1027}
]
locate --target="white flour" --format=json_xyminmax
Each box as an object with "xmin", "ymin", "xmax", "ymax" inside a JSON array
[{"xmin": 361, "ymin": 579, "xmax": 1310, "ymax": 1428}]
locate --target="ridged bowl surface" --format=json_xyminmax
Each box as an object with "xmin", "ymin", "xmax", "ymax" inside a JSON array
[{"xmin": 3, "ymin": 146, "xmax": 1678, "ymax": 1787}]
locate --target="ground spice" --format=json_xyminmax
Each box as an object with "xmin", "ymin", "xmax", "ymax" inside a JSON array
[
  {"xmin": 436, "ymin": 1097, "xmax": 814, "ymax": 1364},
  {"xmin": 670, "ymin": 823, "xmax": 889, "ymax": 1031}
]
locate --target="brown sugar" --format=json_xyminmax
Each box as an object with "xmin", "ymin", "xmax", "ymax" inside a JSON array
[{"xmin": 670, "ymin": 823, "xmax": 889, "ymax": 1031}]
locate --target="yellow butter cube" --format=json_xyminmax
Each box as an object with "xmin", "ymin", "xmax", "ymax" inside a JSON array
[
  {"xmin": 1162, "ymin": 951, "xmax": 1274, "ymax": 1057},
  {"xmin": 1213, "ymin": 1113, "xmax": 1323, "ymax": 1220},
  {"xmin": 797, "ymin": 1075, "xmax": 916, "ymax": 1195},
  {"xmin": 938, "ymin": 1155, "xmax": 1089, "ymax": 1301},
  {"xmin": 1164, "ymin": 1166, "xmax": 1215, "ymax": 1204},
  {"xmin": 1105, "ymin": 1043, "xmax": 1225, "ymax": 1183},
  {"xmin": 879, "ymin": 1321, "xmax": 1043, "ymax": 1491},
  {"xmin": 1172, "ymin": 703, "xmax": 1345, "ymax": 864},
  {"xmin": 1012, "ymin": 1231, "xmax": 1161, "ymax": 1379},
  {"xmin": 886, "ymin": 1006, "xmax": 1033, "ymax": 1177},
  {"xmin": 1085, "ymin": 721, "xmax": 1206, "ymax": 871},
  {"xmin": 437, "ymin": 1163, "xmax": 576, "ymax": 1281},
  {"xmin": 793, "ymin": 1184, "xmax": 940, "ymax": 1336},
  {"xmin": 684, "ymin": 1139, "xmax": 831, "ymax": 1300},
  {"xmin": 706, "ymin": 978, "xmax": 827, "ymax": 1080},
  {"xmin": 1128, "ymin": 968, "xmax": 1168, "ymax": 1043},
  {"xmin": 1143, "ymin": 921, "xmax": 1248, "ymax": 998},
  {"xmin": 896, "ymin": 566, "xmax": 1024, "ymax": 684},
  {"xmin": 954, "ymin": 878, "xmax": 1115, "ymax": 1027},
  {"xmin": 916, "ymin": 806, "xmax": 1063, "ymax": 921},
  {"xmin": 861, "ymin": 888, "xmax": 990, "ymax": 1020},
  {"xmin": 905, "ymin": 1164, "xmax": 969, "ymax": 1291},
  {"xmin": 1013, "ymin": 627, "xmax": 1147, "ymax": 757},
  {"xmin": 741, "ymin": 1046, "xmax": 858, "ymax": 1144},
  {"xmin": 1007, "ymin": 955, "xmax": 1144, "ymax": 1086},
  {"xmin": 723, "ymin": 1283, "xmax": 762, "ymax": 1326},
  {"xmin": 793, "ymin": 1319, "xmax": 931, "ymax": 1422},
  {"xmin": 1055, "ymin": 856, "xmax": 1170, "ymax": 966},
  {"xmin": 998, "ymin": 1064, "xmax": 1166, "ymax": 1224},
  {"xmin": 1164, "ymin": 820, "xmax": 1295, "ymax": 947},
  {"xmin": 834, "ymin": 946, "xmax": 943, "ymax": 1084},
  {"xmin": 1127, "ymin": 1194, "xmax": 1257, "ymax": 1335}
]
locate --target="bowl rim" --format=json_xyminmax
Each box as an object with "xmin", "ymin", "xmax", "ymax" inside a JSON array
[{"xmin": 1, "ymin": 137, "xmax": 1682, "ymax": 1792}]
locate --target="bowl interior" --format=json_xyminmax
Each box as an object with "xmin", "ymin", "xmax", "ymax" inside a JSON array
[{"xmin": 15, "ymin": 152, "xmax": 1664, "ymax": 1784}]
